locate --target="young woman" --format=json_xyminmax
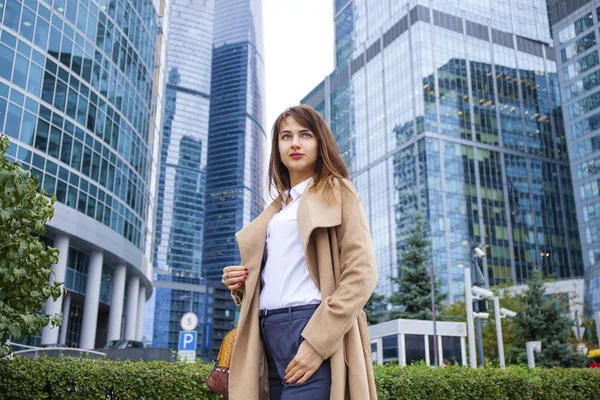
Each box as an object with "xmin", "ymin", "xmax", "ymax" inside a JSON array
[{"xmin": 222, "ymin": 105, "xmax": 378, "ymax": 400}]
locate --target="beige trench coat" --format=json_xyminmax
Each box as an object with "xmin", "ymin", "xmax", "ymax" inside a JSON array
[{"xmin": 228, "ymin": 178, "xmax": 378, "ymax": 400}]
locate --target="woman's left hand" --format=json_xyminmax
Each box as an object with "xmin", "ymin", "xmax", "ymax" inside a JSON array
[{"xmin": 283, "ymin": 340, "xmax": 324, "ymax": 385}]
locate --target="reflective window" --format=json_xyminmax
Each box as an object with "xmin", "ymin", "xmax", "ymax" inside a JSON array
[
  {"xmin": 405, "ymin": 334, "xmax": 426, "ymax": 365},
  {"xmin": 566, "ymin": 69, "xmax": 600, "ymax": 100},
  {"xmin": 382, "ymin": 335, "xmax": 398, "ymax": 362},
  {"xmin": 570, "ymin": 90, "xmax": 600, "ymax": 119},
  {"xmin": 64, "ymin": 247, "xmax": 89, "ymax": 295},
  {"xmin": 563, "ymin": 51, "xmax": 599, "ymax": 81},
  {"xmin": 561, "ymin": 32, "xmax": 596, "ymax": 62},
  {"xmin": 558, "ymin": 11, "xmax": 593, "ymax": 44},
  {"xmin": 442, "ymin": 336, "xmax": 462, "ymax": 365}
]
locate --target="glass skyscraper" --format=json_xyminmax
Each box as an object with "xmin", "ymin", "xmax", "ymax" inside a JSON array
[
  {"xmin": 0, "ymin": 0, "xmax": 159, "ymax": 348},
  {"xmin": 146, "ymin": 0, "xmax": 216, "ymax": 356},
  {"xmin": 303, "ymin": 0, "xmax": 584, "ymax": 303},
  {"xmin": 549, "ymin": 0, "xmax": 600, "ymax": 314},
  {"xmin": 202, "ymin": 0, "xmax": 266, "ymax": 280},
  {"xmin": 147, "ymin": 0, "xmax": 265, "ymax": 359}
]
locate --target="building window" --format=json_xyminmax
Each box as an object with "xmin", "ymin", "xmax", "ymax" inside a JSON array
[
  {"xmin": 382, "ymin": 335, "xmax": 398, "ymax": 363},
  {"xmin": 405, "ymin": 334, "xmax": 426, "ymax": 365}
]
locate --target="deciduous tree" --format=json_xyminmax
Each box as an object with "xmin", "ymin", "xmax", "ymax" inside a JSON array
[{"xmin": 0, "ymin": 135, "xmax": 63, "ymax": 357}]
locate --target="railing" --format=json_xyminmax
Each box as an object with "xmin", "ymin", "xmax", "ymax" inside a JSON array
[{"xmin": 6, "ymin": 341, "xmax": 107, "ymax": 359}]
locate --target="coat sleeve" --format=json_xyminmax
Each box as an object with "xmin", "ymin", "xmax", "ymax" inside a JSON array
[
  {"xmin": 301, "ymin": 180, "xmax": 378, "ymax": 360},
  {"xmin": 230, "ymin": 287, "xmax": 244, "ymax": 306}
]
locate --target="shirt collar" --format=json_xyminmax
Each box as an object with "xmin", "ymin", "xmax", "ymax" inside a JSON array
[{"xmin": 283, "ymin": 177, "xmax": 312, "ymax": 205}]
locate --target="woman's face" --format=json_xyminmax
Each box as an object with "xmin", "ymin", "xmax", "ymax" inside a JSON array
[{"xmin": 278, "ymin": 116, "xmax": 319, "ymax": 179}]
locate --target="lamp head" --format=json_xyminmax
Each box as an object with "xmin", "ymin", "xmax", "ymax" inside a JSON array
[
  {"xmin": 500, "ymin": 308, "xmax": 517, "ymax": 318},
  {"xmin": 472, "ymin": 285, "xmax": 494, "ymax": 300},
  {"xmin": 474, "ymin": 247, "xmax": 486, "ymax": 258},
  {"xmin": 473, "ymin": 312, "xmax": 490, "ymax": 320}
]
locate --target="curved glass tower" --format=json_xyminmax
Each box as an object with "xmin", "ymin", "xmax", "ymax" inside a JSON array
[{"xmin": 0, "ymin": 0, "xmax": 157, "ymax": 348}]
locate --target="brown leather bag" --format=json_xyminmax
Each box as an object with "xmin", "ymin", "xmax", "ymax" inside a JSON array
[{"xmin": 207, "ymin": 328, "xmax": 236, "ymax": 396}]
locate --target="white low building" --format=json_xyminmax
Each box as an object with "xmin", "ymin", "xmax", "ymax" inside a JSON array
[{"xmin": 368, "ymin": 319, "xmax": 467, "ymax": 366}]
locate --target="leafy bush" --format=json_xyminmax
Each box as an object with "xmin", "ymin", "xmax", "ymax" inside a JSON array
[
  {"xmin": 0, "ymin": 356, "xmax": 221, "ymax": 400},
  {"xmin": 374, "ymin": 363, "xmax": 600, "ymax": 400},
  {"xmin": 1, "ymin": 357, "xmax": 599, "ymax": 399}
]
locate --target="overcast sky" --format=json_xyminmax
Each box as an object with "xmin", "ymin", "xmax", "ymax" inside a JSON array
[{"xmin": 262, "ymin": 0, "xmax": 334, "ymax": 131}]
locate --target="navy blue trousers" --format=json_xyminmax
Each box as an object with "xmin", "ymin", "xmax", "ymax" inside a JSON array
[{"xmin": 259, "ymin": 305, "xmax": 332, "ymax": 400}]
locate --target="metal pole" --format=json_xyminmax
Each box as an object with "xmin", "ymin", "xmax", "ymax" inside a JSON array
[
  {"xmin": 464, "ymin": 265, "xmax": 477, "ymax": 368},
  {"xmin": 430, "ymin": 265, "xmax": 439, "ymax": 367},
  {"xmin": 493, "ymin": 297, "xmax": 505, "ymax": 369},
  {"xmin": 474, "ymin": 300, "xmax": 485, "ymax": 367},
  {"xmin": 595, "ymin": 311, "xmax": 600, "ymax": 348},
  {"xmin": 575, "ymin": 310, "xmax": 582, "ymax": 340},
  {"xmin": 472, "ymin": 257, "xmax": 485, "ymax": 368}
]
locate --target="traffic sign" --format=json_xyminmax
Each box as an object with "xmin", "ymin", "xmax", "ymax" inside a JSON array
[
  {"xmin": 179, "ymin": 331, "xmax": 197, "ymax": 351},
  {"xmin": 180, "ymin": 312, "xmax": 198, "ymax": 331},
  {"xmin": 178, "ymin": 331, "xmax": 197, "ymax": 363}
]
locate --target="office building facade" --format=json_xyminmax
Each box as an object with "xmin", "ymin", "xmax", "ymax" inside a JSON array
[
  {"xmin": 303, "ymin": 0, "xmax": 584, "ymax": 303},
  {"xmin": 549, "ymin": 0, "xmax": 600, "ymax": 314},
  {"xmin": 0, "ymin": 0, "xmax": 160, "ymax": 347}
]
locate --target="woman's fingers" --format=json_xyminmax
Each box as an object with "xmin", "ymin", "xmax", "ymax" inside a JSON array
[
  {"xmin": 222, "ymin": 266, "xmax": 248, "ymax": 290},
  {"xmin": 227, "ymin": 281, "xmax": 245, "ymax": 290},
  {"xmin": 284, "ymin": 341, "xmax": 323, "ymax": 384},
  {"xmin": 295, "ymin": 369, "xmax": 316, "ymax": 385}
]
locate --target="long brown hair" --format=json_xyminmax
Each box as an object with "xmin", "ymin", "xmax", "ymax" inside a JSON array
[{"xmin": 268, "ymin": 104, "xmax": 349, "ymax": 200}]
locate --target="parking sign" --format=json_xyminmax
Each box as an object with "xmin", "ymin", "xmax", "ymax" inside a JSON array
[{"xmin": 178, "ymin": 331, "xmax": 197, "ymax": 362}]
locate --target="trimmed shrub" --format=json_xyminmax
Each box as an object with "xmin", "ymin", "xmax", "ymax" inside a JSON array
[
  {"xmin": 374, "ymin": 363, "xmax": 600, "ymax": 400},
  {"xmin": 0, "ymin": 356, "xmax": 221, "ymax": 399},
  {"xmin": 0, "ymin": 357, "xmax": 599, "ymax": 399}
]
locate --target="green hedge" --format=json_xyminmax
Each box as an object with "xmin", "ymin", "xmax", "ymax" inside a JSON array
[{"xmin": 0, "ymin": 357, "xmax": 599, "ymax": 399}]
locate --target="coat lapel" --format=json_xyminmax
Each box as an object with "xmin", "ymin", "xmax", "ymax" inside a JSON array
[
  {"xmin": 235, "ymin": 196, "xmax": 281, "ymax": 273},
  {"xmin": 297, "ymin": 180, "xmax": 342, "ymax": 249},
  {"xmin": 297, "ymin": 181, "xmax": 342, "ymax": 287},
  {"xmin": 234, "ymin": 180, "xmax": 343, "ymax": 295}
]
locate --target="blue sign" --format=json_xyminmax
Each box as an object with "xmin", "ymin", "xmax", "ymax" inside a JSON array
[{"xmin": 178, "ymin": 331, "xmax": 197, "ymax": 351}]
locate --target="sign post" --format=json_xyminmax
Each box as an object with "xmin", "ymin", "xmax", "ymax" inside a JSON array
[{"xmin": 178, "ymin": 312, "xmax": 198, "ymax": 362}]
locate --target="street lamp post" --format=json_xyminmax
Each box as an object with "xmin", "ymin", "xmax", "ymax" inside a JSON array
[
  {"xmin": 430, "ymin": 265, "xmax": 439, "ymax": 367},
  {"xmin": 472, "ymin": 247, "xmax": 486, "ymax": 368},
  {"xmin": 464, "ymin": 264, "xmax": 477, "ymax": 369},
  {"xmin": 493, "ymin": 297, "xmax": 505, "ymax": 369}
]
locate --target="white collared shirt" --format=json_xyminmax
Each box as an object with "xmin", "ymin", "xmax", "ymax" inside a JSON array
[{"xmin": 259, "ymin": 177, "xmax": 322, "ymax": 310}]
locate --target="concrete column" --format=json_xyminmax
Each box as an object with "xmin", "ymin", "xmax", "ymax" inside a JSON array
[
  {"xmin": 136, "ymin": 285, "xmax": 147, "ymax": 341},
  {"xmin": 58, "ymin": 292, "xmax": 71, "ymax": 345},
  {"xmin": 106, "ymin": 264, "xmax": 127, "ymax": 342},
  {"xmin": 41, "ymin": 235, "xmax": 70, "ymax": 345},
  {"xmin": 125, "ymin": 275, "xmax": 140, "ymax": 340},
  {"xmin": 79, "ymin": 250, "xmax": 103, "ymax": 349}
]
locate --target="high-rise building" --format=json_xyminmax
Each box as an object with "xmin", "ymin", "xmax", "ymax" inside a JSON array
[
  {"xmin": 147, "ymin": 0, "xmax": 265, "ymax": 359},
  {"xmin": 201, "ymin": 0, "xmax": 266, "ymax": 282},
  {"xmin": 146, "ymin": 0, "xmax": 214, "ymax": 354},
  {"xmin": 302, "ymin": 0, "xmax": 584, "ymax": 303},
  {"xmin": 549, "ymin": 0, "xmax": 600, "ymax": 314},
  {"xmin": 0, "ymin": 0, "xmax": 160, "ymax": 348}
]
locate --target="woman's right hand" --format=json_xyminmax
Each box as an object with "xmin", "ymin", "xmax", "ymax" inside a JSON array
[{"xmin": 222, "ymin": 265, "xmax": 248, "ymax": 291}]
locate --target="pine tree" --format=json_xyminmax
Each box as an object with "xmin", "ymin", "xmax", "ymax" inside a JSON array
[
  {"xmin": 388, "ymin": 214, "xmax": 444, "ymax": 320},
  {"xmin": 363, "ymin": 292, "xmax": 388, "ymax": 325},
  {"xmin": 510, "ymin": 268, "xmax": 587, "ymax": 367}
]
